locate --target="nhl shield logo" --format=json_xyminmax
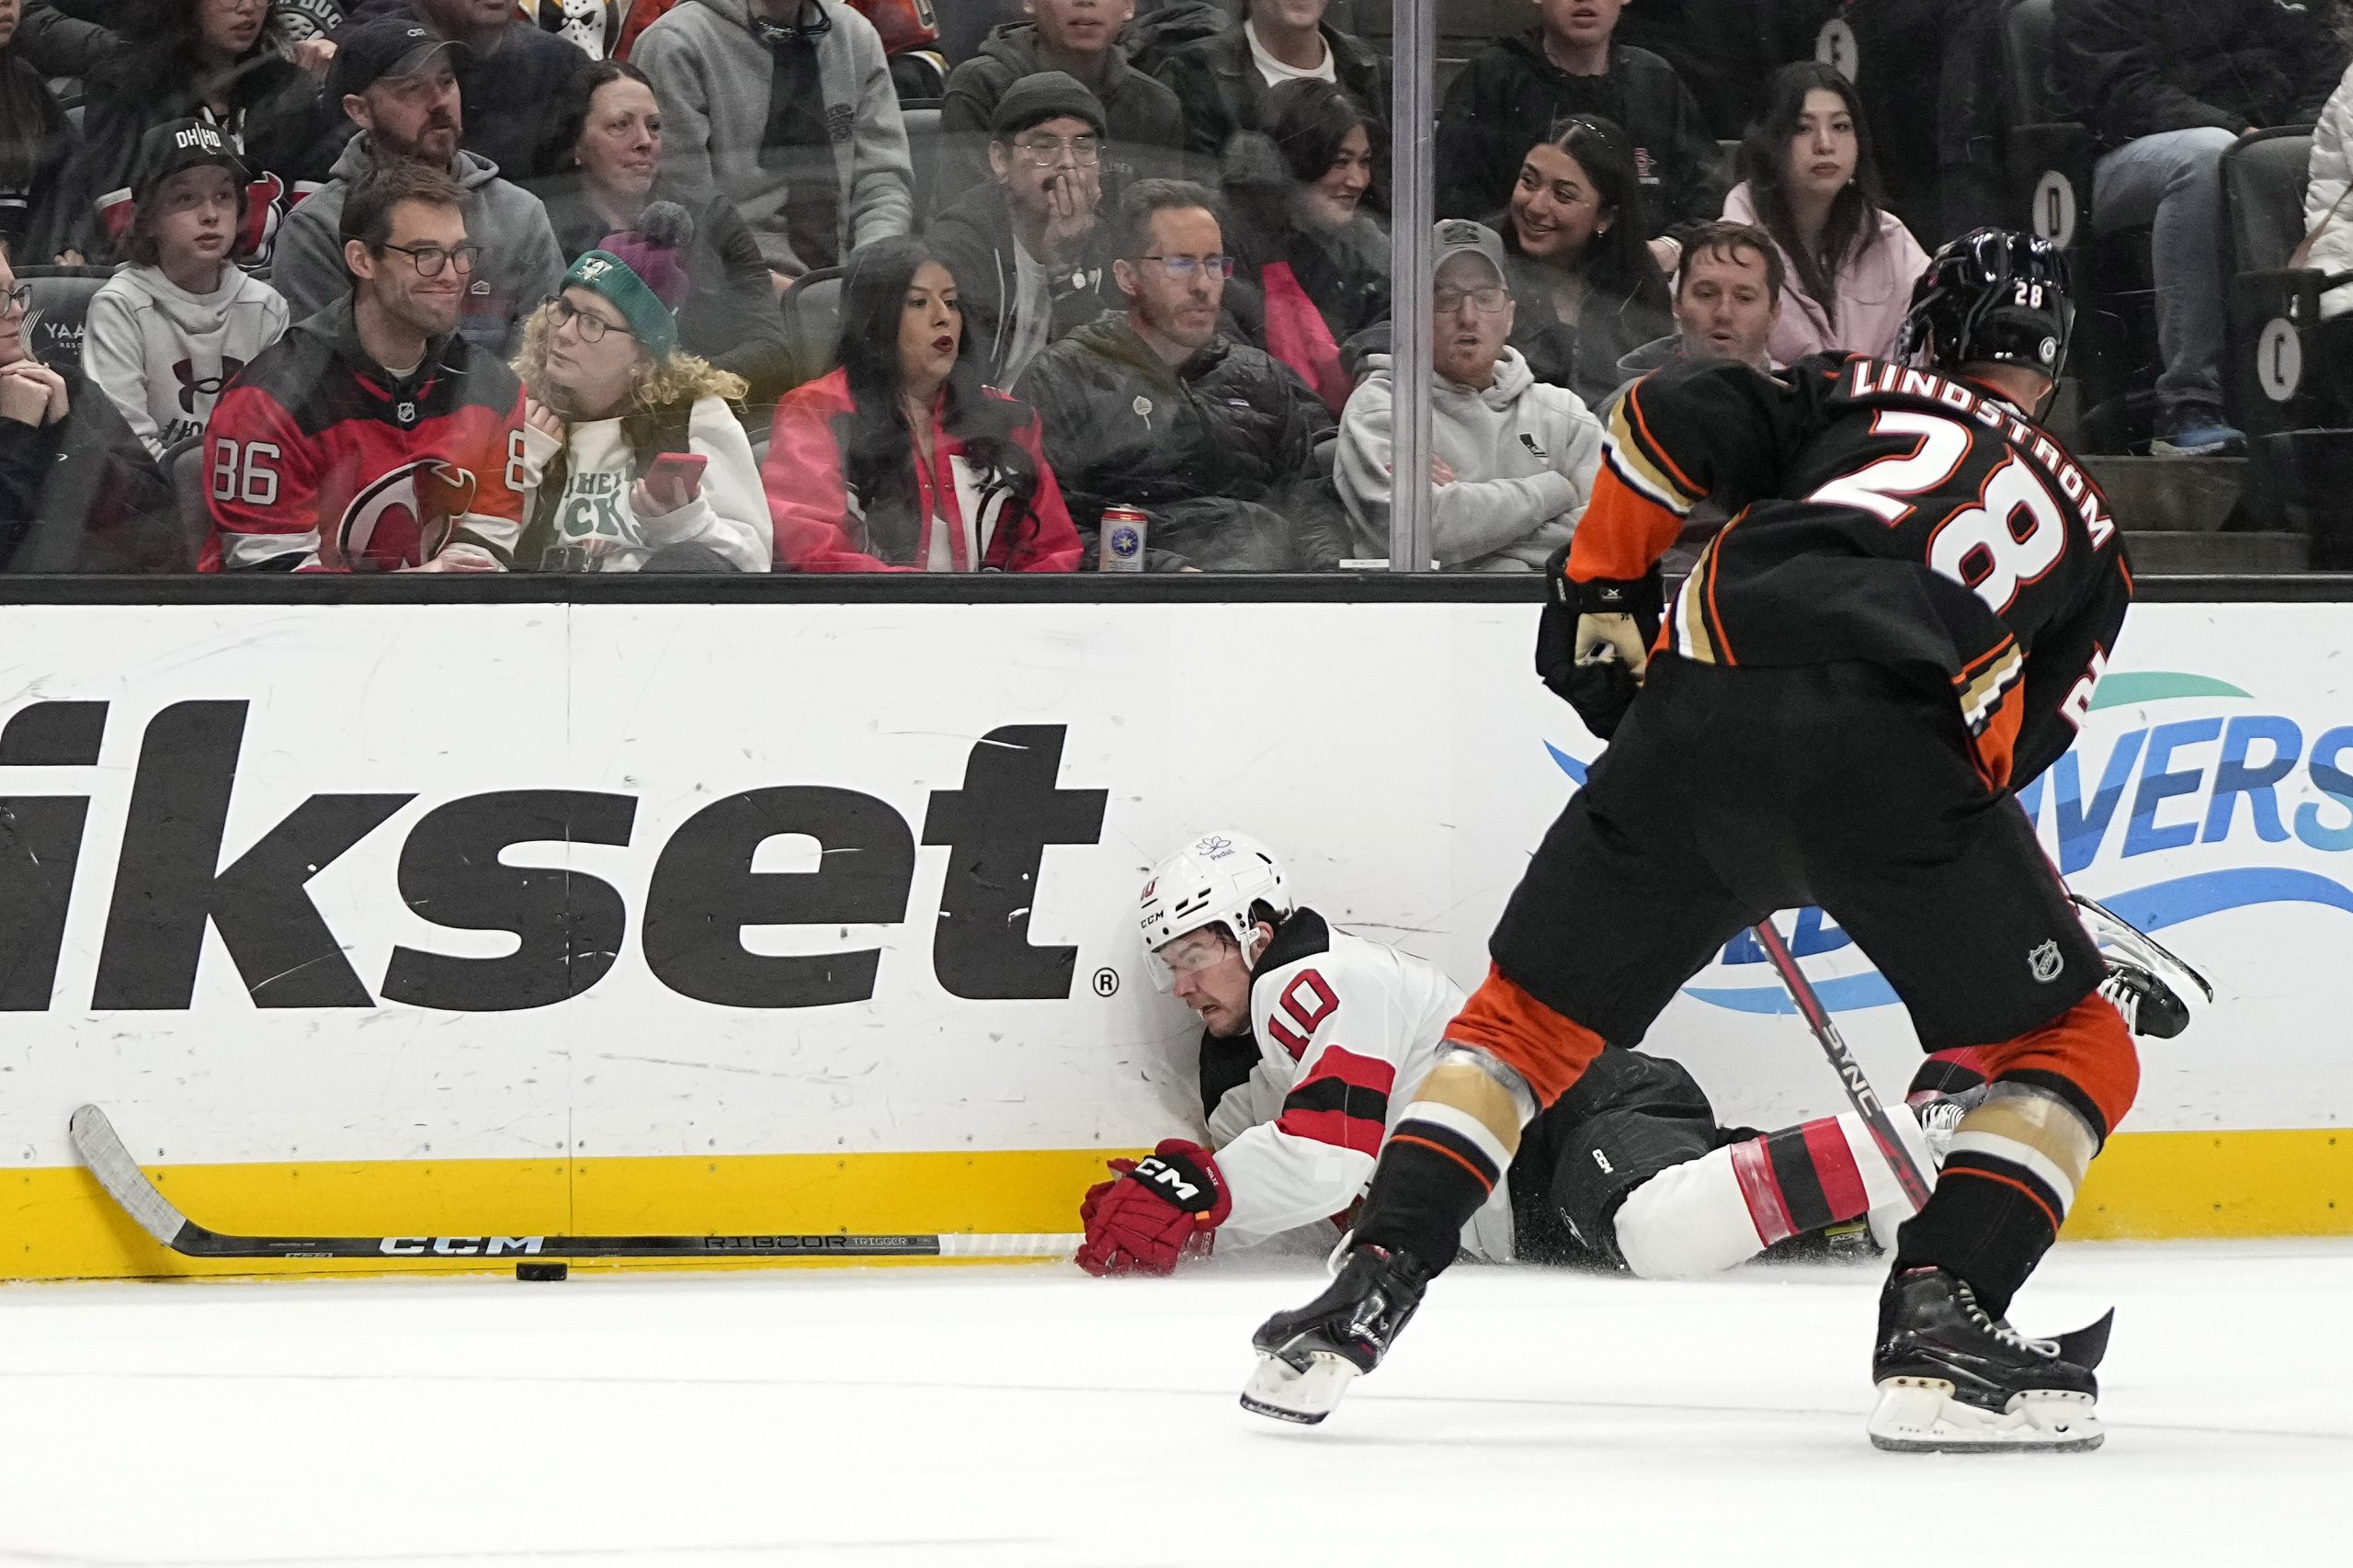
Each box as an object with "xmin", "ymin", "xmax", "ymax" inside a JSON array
[{"xmin": 2028, "ymin": 938, "xmax": 2063, "ymax": 983}]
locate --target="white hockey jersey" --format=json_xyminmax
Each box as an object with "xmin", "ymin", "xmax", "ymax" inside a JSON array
[{"xmin": 1206, "ymin": 909, "xmax": 1514, "ymax": 1260}]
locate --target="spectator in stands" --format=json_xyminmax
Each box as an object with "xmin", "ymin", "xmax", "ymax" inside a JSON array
[
  {"xmin": 765, "ymin": 234, "xmax": 1081, "ymax": 571},
  {"xmin": 400, "ymin": 0, "xmax": 588, "ymax": 184},
  {"xmin": 272, "ymin": 20, "xmax": 564, "ymax": 358},
  {"xmin": 83, "ymin": 119, "xmax": 290, "ymax": 457},
  {"xmin": 1722, "ymin": 62, "xmax": 1927, "ymax": 366},
  {"xmin": 524, "ymin": 0, "xmax": 670, "ymax": 60},
  {"xmin": 2063, "ymin": 0, "xmax": 2344, "ymax": 457},
  {"xmin": 1336, "ymin": 219, "xmax": 1600, "ymax": 572},
  {"xmin": 632, "ymin": 0, "xmax": 915, "ymax": 292},
  {"xmin": 529, "ymin": 58, "xmax": 792, "ymax": 401},
  {"xmin": 1155, "ymin": 0, "xmax": 1387, "ymax": 177},
  {"xmin": 938, "ymin": 0, "xmax": 1183, "ymax": 208},
  {"xmin": 0, "ymin": 0, "xmax": 69, "ymax": 260},
  {"xmin": 509, "ymin": 210, "xmax": 769, "ymax": 571},
  {"xmin": 45, "ymin": 0, "xmax": 326, "ymax": 267},
  {"xmin": 0, "ymin": 243, "xmax": 182, "ymax": 570},
  {"xmin": 1437, "ymin": 0, "xmax": 1726, "ymax": 237},
  {"xmin": 204, "ymin": 161, "xmax": 527, "ymax": 571},
  {"xmin": 1615, "ymin": 0, "xmax": 1824, "ymax": 142},
  {"xmin": 1496, "ymin": 116, "xmax": 1673, "ymax": 410},
  {"xmin": 1013, "ymin": 178, "xmax": 1343, "ymax": 571},
  {"xmin": 928, "ymin": 71, "xmax": 1111, "ymax": 390},
  {"xmin": 17, "ymin": 0, "xmax": 335, "ymax": 81},
  {"xmin": 2304, "ymin": 60, "xmax": 2353, "ymax": 402},
  {"xmin": 1220, "ymin": 78, "xmax": 1386, "ymax": 411},
  {"xmin": 1610, "ymin": 217, "xmax": 1781, "ymax": 392}
]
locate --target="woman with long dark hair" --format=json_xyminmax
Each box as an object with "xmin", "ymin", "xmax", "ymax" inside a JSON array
[
  {"xmin": 764, "ymin": 235, "xmax": 1082, "ymax": 572},
  {"xmin": 1495, "ymin": 114, "xmax": 1672, "ymax": 409},
  {"xmin": 529, "ymin": 57, "xmax": 793, "ymax": 403},
  {"xmin": 1723, "ymin": 61, "xmax": 1929, "ymax": 364},
  {"xmin": 42, "ymin": 0, "xmax": 324, "ymax": 266},
  {"xmin": 1221, "ymin": 78, "xmax": 1389, "ymax": 410},
  {"xmin": 0, "ymin": 0, "xmax": 71, "ymax": 258}
]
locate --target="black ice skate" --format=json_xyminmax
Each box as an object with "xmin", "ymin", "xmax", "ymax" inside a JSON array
[
  {"xmin": 1868, "ymin": 1266, "xmax": 2107, "ymax": 1452},
  {"xmin": 1240, "ymin": 1244, "xmax": 1430, "ymax": 1425},
  {"xmin": 2097, "ymin": 959, "xmax": 2191, "ymax": 1040}
]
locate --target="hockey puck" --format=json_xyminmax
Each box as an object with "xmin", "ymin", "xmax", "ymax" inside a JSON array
[{"xmin": 516, "ymin": 1261, "xmax": 569, "ymax": 1282}]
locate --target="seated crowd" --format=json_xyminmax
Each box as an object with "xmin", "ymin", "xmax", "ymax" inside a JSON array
[{"xmin": 0, "ymin": 0, "xmax": 2340, "ymax": 574}]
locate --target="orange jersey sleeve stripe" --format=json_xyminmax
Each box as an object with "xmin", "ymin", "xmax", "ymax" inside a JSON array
[{"xmin": 1567, "ymin": 466, "xmax": 1687, "ymax": 585}]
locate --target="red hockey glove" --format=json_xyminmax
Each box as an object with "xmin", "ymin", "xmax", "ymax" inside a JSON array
[{"xmin": 1074, "ymin": 1140, "xmax": 1231, "ymax": 1277}]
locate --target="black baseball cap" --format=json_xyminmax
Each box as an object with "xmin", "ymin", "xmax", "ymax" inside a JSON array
[
  {"xmin": 130, "ymin": 119, "xmax": 250, "ymax": 204},
  {"xmin": 327, "ymin": 20, "xmax": 466, "ymax": 101}
]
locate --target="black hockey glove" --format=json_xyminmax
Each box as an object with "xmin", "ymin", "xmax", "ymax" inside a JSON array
[{"xmin": 1534, "ymin": 543, "xmax": 1661, "ymax": 740}]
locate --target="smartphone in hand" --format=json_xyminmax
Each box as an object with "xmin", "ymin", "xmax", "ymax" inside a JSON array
[{"xmin": 640, "ymin": 451, "xmax": 709, "ymax": 515}]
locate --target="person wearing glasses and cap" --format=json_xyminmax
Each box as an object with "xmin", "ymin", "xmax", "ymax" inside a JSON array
[
  {"xmin": 929, "ymin": 71, "xmax": 1113, "ymax": 389},
  {"xmin": 1336, "ymin": 219, "xmax": 1602, "ymax": 572},
  {"xmin": 269, "ymin": 18, "xmax": 564, "ymax": 358},
  {"xmin": 1013, "ymin": 176, "xmax": 1344, "ymax": 571},
  {"xmin": 201, "ymin": 160, "xmax": 528, "ymax": 572}
]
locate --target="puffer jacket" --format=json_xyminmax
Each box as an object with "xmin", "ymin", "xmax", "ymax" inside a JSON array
[
  {"xmin": 1336, "ymin": 347, "xmax": 1602, "ymax": 572},
  {"xmin": 1011, "ymin": 311, "xmax": 1342, "ymax": 571},
  {"xmin": 2059, "ymin": 0, "xmax": 2344, "ymax": 149},
  {"xmin": 935, "ymin": 20, "xmax": 1186, "ymax": 207},
  {"xmin": 2309, "ymin": 62, "xmax": 2353, "ymax": 321}
]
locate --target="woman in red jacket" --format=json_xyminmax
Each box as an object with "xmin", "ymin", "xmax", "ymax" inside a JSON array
[{"xmin": 765, "ymin": 235, "xmax": 1082, "ymax": 572}]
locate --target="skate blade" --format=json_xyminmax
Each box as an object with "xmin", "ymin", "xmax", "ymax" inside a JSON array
[
  {"xmin": 1867, "ymin": 1377, "xmax": 2105, "ymax": 1453},
  {"xmin": 1240, "ymin": 1348, "xmax": 1359, "ymax": 1426}
]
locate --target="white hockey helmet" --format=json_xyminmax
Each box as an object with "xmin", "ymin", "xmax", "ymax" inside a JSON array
[{"xmin": 1138, "ymin": 830, "xmax": 1293, "ymax": 958}]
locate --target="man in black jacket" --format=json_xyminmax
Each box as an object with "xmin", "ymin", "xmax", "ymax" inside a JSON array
[
  {"xmin": 1013, "ymin": 178, "xmax": 1341, "ymax": 571},
  {"xmin": 930, "ymin": 72, "xmax": 1111, "ymax": 389},
  {"xmin": 2060, "ymin": 0, "xmax": 2346, "ymax": 456},
  {"xmin": 1154, "ymin": 0, "xmax": 1388, "ymax": 177},
  {"xmin": 0, "ymin": 254, "xmax": 182, "ymax": 572},
  {"xmin": 1436, "ymin": 0, "xmax": 1726, "ymax": 235}
]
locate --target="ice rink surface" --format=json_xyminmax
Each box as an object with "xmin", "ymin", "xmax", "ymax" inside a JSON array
[{"xmin": 3, "ymin": 1240, "xmax": 2347, "ymax": 1567}]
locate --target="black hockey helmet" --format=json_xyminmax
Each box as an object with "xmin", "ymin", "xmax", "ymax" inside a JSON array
[{"xmin": 1893, "ymin": 227, "xmax": 2075, "ymax": 384}]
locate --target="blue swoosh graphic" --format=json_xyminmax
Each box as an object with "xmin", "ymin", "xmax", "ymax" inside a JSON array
[
  {"xmin": 1545, "ymin": 742, "xmax": 1589, "ymax": 785},
  {"xmin": 1684, "ymin": 867, "xmax": 2353, "ymax": 1013}
]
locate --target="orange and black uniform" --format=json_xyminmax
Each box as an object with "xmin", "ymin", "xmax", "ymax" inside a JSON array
[{"xmin": 1359, "ymin": 352, "xmax": 2138, "ymax": 1316}]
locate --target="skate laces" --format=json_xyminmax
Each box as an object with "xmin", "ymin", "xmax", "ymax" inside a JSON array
[
  {"xmin": 2097, "ymin": 970, "xmax": 2142, "ymax": 1033},
  {"xmin": 1954, "ymin": 1277, "xmax": 2059, "ymax": 1358},
  {"xmin": 1917, "ymin": 1097, "xmax": 1967, "ymax": 1164}
]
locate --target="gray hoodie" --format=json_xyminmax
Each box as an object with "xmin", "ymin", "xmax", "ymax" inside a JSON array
[
  {"xmin": 82, "ymin": 263, "xmax": 290, "ymax": 456},
  {"xmin": 270, "ymin": 138, "xmax": 566, "ymax": 360},
  {"xmin": 1336, "ymin": 347, "xmax": 1605, "ymax": 572},
  {"xmin": 632, "ymin": 0, "xmax": 914, "ymax": 277}
]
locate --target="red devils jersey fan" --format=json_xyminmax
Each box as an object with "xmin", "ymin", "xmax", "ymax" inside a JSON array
[
  {"xmin": 202, "ymin": 162, "xmax": 525, "ymax": 572},
  {"xmin": 1244, "ymin": 231, "xmax": 2138, "ymax": 1456}
]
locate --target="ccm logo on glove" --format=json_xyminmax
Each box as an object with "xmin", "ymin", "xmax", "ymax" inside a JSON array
[{"xmin": 1074, "ymin": 1140, "xmax": 1232, "ymax": 1277}]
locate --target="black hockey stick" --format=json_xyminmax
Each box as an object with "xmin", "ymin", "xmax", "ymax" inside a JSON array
[
  {"xmin": 1747, "ymin": 921, "xmax": 1937, "ymax": 1210},
  {"xmin": 70, "ymin": 1105, "xmax": 1079, "ymax": 1263}
]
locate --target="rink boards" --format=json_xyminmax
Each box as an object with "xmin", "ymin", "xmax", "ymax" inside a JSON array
[{"xmin": 2, "ymin": 596, "xmax": 2347, "ymax": 1278}]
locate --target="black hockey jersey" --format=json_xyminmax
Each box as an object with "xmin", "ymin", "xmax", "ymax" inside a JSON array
[{"xmin": 1568, "ymin": 353, "xmax": 2132, "ymax": 791}]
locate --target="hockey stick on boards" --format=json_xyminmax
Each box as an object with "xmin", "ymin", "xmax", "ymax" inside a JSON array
[
  {"xmin": 70, "ymin": 1105, "xmax": 1079, "ymax": 1263},
  {"xmin": 1746, "ymin": 920, "xmax": 1936, "ymax": 1210}
]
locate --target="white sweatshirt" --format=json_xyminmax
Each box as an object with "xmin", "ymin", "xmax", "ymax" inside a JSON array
[
  {"xmin": 518, "ymin": 393, "xmax": 771, "ymax": 572},
  {"xmin": 81, "ymin": 264, "xmax": 290, "ymax": 457},
  {"xmin": 1336, "ymin": 346, "xmax": 1605, "ymax": 571}
]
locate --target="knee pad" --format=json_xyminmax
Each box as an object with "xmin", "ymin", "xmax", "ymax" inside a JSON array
[{"xmin": 1974, "ymin": 992, "xmax": 2139, "ymax": 1141}]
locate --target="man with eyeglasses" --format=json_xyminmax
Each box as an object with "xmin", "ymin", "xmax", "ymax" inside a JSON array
[
  {"xmin": 931, "ymin": 72, "xmax": 1113, "ymax": 388},
  {"xmin": 271, "ymin": 19, "xmax": 564, "ymax": 358},
  {"xmin": 1336, "ymin": 219, "xmax": 1604, "ymax": 571},
  {"xmin": 937, "ymin": 0, "xmax": 1183, "ymax": 210},
  {"xmin": 633, "ymin": 0, "xmax": 914, "ymax": 291},
  {"xmin": 0, "ymin": 250, "xmax": 180, "ymax": 572},
  {"xmin": 1015, "ymin": 177, "xmax": 1344, "ymax": 571},
  {"xmin": 203, "ymin": 161, "xmax": 528, "ymax": 572}
]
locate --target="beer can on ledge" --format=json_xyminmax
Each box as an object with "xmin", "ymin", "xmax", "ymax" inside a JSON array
[{"xmin": 1099, "ymin": 506, "xmax": 1147, "ymax": 573}]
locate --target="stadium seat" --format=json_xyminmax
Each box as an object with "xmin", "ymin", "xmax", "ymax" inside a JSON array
[
  {"xmin": 2222, "ymin": 128, "xmax": 2331, "ymax": 436},
  {"xmin": 165, "ymin": 437, "xmax": 211, "ymax": 568},
  {"xmin": 16, "ymin": 266, "xmax": 116, "ymax": 370},
  {"xmin": 779, "ymin": 267, "xmax": 845, "ymax": 390}
]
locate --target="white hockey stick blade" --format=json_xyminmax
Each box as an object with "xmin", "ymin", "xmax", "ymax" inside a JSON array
[
  {"xmin": 2071, "ymin": 892, "xmax": 2214, "ymax": 1006},
  {"xmin": 1867, "ymin": 1377, "xmax": 2105, "ymax": 1454},
  {"xmin": 1240, "ymin": 1349, "xmax": 1361, "ymax": 1426},
  {"xmin": 69, "ymin": 1104, "xmax": 194, "ymax": 1250}
]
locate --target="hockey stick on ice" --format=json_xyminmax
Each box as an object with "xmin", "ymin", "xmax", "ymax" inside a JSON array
[
  {"xmin": 1747, "ymin": 920, "xmax": 1937, "ymax": 1210},
  {"xmin": 70, "ymin": 1105, "xmax": 1079, "ymax": 1263}
]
